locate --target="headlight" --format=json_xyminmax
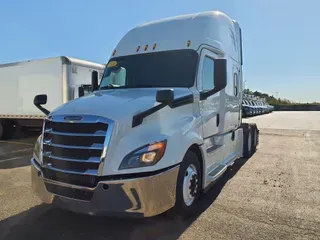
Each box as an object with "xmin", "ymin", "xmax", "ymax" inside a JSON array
[
  {"xmin": 119, "ymin": 140, "xmax": 167, "ymax": 170},
  {"xmin": 33, "ymin": 134, "xmax": 43, "ymax": 164}
]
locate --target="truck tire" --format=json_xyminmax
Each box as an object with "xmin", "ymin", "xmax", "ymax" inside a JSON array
[
  {"xmin": 251, "ymin": 125, "xmax": 259, "ymax": 152},
  {"xmin": 168, "ymin": 151, "xmax": 202, "ymax": 219},
  {"xmin": 242, "ymin": 125, "xmax": 253, "ymax": 158},
  {"xmin": 0, "ymin": 120, "xmax": 15, "ymax": 140},
  {"xmin": 0, "ymin": 121, "xmax": 3, "ymax": 140}
]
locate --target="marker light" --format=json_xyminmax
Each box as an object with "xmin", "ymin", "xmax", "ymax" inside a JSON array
[
  {"xmin": 153, "ymin": 43, "xmax": 157, "ymax": 50},
  {"xmin": 136, "ymin": 46, "xmax": 141, "ymax": 52},
  {"xmin": 144, "ymin": 44, "xmax": 148, "ymax": 51},
  {"xmin": 187, "ymin": 40, "xmax": 191, "ymax": 47}
]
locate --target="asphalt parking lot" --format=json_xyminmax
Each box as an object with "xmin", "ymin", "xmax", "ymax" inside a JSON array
[{"xmin": 0, "ymin": 111, "xmax": 320, "ymax": 240}]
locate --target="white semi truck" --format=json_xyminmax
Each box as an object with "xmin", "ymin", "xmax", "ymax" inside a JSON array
[
  {"xmin": 0, "ymin": 57, "xmax": 105, "ymax": 139},
  {"xmin": 31, "ymin": 11, "xmax": 259, "ymax": 218}
]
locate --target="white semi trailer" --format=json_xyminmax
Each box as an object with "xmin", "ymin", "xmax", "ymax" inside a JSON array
[
  {"xmin": 0, "ymin": 57, "xmax": 105, "ymax": 139},
  {"xmin": 31, "ymin": 11, "xmax": 259, "ymax": 218}
]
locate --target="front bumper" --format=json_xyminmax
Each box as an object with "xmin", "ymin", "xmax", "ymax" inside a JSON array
[{"xmin": 31, "ymin": 159, "xmax": 179, "ymax": 217}]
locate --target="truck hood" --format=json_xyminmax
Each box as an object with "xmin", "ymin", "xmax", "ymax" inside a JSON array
[{"xmin": 51, "ymin": 88, "xmax": 192, "ymax": 122}]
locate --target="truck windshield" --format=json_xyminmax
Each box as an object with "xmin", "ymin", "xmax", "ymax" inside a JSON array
[{"xmin": 99, "ymin": 49, "xmax": 199, "ymax": 89}]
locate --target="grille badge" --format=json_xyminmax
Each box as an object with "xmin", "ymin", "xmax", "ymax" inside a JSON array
[{"xmin": 64, "ymin": 116, "xmax": 83, "ymax": 122}]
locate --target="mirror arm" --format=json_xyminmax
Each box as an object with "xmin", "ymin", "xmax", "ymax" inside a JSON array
[
  {"xmin": 199, "ymin": 87, "xmax": 220, "ymax": 101},
  {"xmin": 132, "ymin": 93, "xmax": 195, "ymax": 128},
  {"xmin": 132, "ymin": 103, "xmax": 167, "ymax": 128},
  {"xmin": 34, "ymin": 104, "xmax": 50, "ymax": 116},
  {"xmin": 168, "ymin": 94, "xmax": 194, "ymax": 108}
]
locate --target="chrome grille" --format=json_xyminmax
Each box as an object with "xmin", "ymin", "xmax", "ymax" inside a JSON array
[
  {"xmin": 44, "ymin": 121, "xmax": 107, "ymax": 134},
  {"xmin": 43, "ymin": 133, "xmax": 105, "ymax": 147},
  {"xmin": 43, "ymin": 156, "xmax": 100, "ymax": 172},
  {"xmin": 41, "ymin": 115, "xmax": 114, "ymax": 187}
]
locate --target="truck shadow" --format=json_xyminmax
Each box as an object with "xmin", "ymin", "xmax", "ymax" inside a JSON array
[
  {"xmin": 0, "ymin": 130, "xmax": 39, "ymax": 169},
  {"xmin": 0, "ymin": 156, "xmax": 251, "ymax": 240},
  {"xmin": 11, "ymin": 129, "xmax": 40, "ymax": 142}
]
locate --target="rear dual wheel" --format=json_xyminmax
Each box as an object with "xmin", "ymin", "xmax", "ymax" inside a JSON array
[
  {"xmin": 243, "ymin": 124, "xmax": 258, "ymax": 157},
  {"xmin": 0, "ymin": 122, "xmax": 3, "ymax": 140}
]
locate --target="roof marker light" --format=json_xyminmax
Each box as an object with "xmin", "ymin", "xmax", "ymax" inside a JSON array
[
  {"xmin": 144, "ymin": 44, "xmax": 148, "ymax": 51},
  {"xmin": 136, "ymin": 46, "xmax": 140, "ymax": 52},
  {"xmin": 187, "ymin": 40, "xmax": 191, "ymax": 47},
  {"xmin": 153, "ymin": 43, "xmax": 157, "ymax": 50}
]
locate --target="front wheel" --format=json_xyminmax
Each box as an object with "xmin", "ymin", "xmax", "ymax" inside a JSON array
[{"xmin": 168, "ymin": 151, "xmax": 202, "ymax": 219}]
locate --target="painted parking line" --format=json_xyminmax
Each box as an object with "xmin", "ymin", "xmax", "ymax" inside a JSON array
[
  {"xmin": 0, "ymin": 148, "xmax": 33, "ymax": 157},
  {"xmin": 11, "ymin": 148, "xmax": 33, "ymax": 153},
  {"xmin": 0, "ymin": 155, "xmax": 27, "ymax": 163},
  {"xmin": 0, "ymin": 140, "xmax": 34, "ymax": 146},
  {"xmin": 0, "ymin": 145, "xmax": 20, "ymax": 150}
]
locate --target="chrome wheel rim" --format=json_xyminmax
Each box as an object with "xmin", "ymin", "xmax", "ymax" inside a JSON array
[
  {"xmin": 183, "ymin": 164, "xmax": 199, "ymax": 206},
  {"xmin": 248, "ymin": 132, "xmax": 252, "ymax": 153}
]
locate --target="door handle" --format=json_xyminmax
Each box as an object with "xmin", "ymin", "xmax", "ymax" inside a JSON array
[{"xmin": 216, "ymin": 113, "xmax": 220, "ymax": 127}]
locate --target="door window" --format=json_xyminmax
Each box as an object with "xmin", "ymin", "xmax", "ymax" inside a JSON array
[{"xmin": 202, "ymin": 56, "xmax": 214, "ymax": 91}]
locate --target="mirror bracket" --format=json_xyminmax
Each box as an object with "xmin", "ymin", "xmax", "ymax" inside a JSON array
[
  {"xmin": 92, "ymin": 71, "xmax": 99, "ymax": 91},
  {"xmin": 78, "ymin": 86, "xmax": 85, "ymax": 97},
  {"xmin": 199, "ymin": 88, "xmax": 220, "ymax": 101}
]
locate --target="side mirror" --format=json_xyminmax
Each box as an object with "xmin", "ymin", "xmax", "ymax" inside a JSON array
[
  {"xmin": 200, "ymin": 59, "xmax": 227, "ymax": 100},
  {"xmin": 213, "ymin": 59, "xmax": 227, "ymax": 91},
  {"xmin": 78, "ymin": 86, "xmax": 85, "ymax": 97},
  {"xmin": 33, "ymin": 94, "xmax": 50, "ymax": 115},
  {"xmin": 34, "ymin": 94, "xmax": 47, "ymax": 105},
  {"xmin": 91, "ymin": 70, "xmax": 99, "ymax": 91},
  {"xmin": 156, "ymin": 89, "xmax": 174, "ymax": 104}
]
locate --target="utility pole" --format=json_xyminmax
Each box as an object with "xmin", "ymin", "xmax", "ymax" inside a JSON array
[{"xmin": 243, "ymin": 80, "xmax": 247, "ymax": 91}]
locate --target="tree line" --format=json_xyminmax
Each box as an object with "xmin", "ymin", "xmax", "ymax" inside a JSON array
[{"xmin": 243, "ymin": 89, "xmax": 319, "ymax": 106}]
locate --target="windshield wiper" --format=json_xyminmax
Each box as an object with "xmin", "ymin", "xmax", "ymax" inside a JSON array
[
  {"xmin": 128, "ymin": 84, "xmax": 155, "ymax": 88},
  {"xmin": 99, "ymin": 84, "xmax": 119, "ymax": 90},
  {"xmin": 100, "ymin": 84, "xmax": 156, "ymax": 90}
]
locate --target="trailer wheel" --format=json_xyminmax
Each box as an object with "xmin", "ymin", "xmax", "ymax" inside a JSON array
[
  {"xmin": 0, "ymin": 121, "xmax": 3, "ymax": 140},
  {"xmin": 168, "ymin": 151, "xmax": 202, "ymax": 219},
  {"xmin": 243, "ymin": 125, "xmax": 253, "ymax": 158},
  {"xmin": 0, "ymin": 120, "xmax": 15, "ymax": 140}
]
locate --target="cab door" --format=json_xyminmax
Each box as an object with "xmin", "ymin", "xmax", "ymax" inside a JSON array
[{"xmin": 197, "ymin": 49, "xmax": 224, "ymax": 172}]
